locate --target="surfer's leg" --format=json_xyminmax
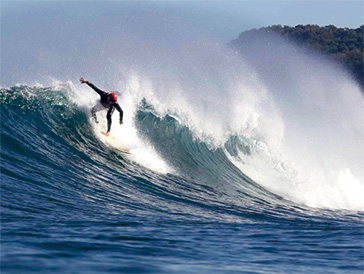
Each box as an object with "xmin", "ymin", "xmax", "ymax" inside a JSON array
[
  {"xmin": 91, "ymin": 103, "xmax": 104, "ymax": 124},
  {"xmin": 91, "ymin": 108, "xmax": 98, "ymax": 123},
  {"xmin": 106, "ymin": 107, "xmax": 115, "ymax": 133}
]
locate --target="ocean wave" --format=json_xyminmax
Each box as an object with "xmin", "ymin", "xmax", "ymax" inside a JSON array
[{"xmin": 1, "ymin": 83, "xmax": 363, "ymax": 212}]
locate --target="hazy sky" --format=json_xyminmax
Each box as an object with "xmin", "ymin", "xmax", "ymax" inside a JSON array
[{"xmin": 1, "ymin": 0, "xmax": 363, "ymax": 86}]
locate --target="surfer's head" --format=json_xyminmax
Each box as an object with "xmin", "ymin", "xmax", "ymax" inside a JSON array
[{"xmin": 108, "ymin": 92, "xmax": 117, "ymax": 102}]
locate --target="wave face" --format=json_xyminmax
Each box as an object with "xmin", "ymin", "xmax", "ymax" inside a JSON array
[
  {"xmin": 0, "ymin": 83, "xmax": 285, "ymax": 218},
  {"xmin": 1, "ymin": 81, "xmax": 364, "ymax": 273}
]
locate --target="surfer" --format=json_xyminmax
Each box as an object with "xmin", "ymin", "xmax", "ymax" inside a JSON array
[{"xmin": 80, "ymin": 77, "xmax": 123, "ymax": 136}]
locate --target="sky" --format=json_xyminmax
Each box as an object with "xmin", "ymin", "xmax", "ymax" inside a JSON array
[{"xmin": 1, "ymin": 0, "xmax": 363, "ymax": 86}]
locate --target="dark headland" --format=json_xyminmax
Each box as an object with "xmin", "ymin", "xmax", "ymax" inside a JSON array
[{"xmin": 231, "ymin": 25, "xmax": 363, "ymax": 89}]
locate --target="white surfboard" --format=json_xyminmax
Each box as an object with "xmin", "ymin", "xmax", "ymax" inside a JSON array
[
  {"xmin": 97, "ymin": 129, "xmax": 132, "ymax": 155},
  {"xmin": 114, "ymin": 147, "xmax": 131, "ymax": 155}
]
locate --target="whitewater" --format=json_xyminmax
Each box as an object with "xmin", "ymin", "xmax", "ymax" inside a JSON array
[
  {"xmin": 69, "ymin": 36, "xmax": 364, "ymax": 211},
  {"xmin": 1, "ymin": 4, "xmax": 364, "ymax": 273}
]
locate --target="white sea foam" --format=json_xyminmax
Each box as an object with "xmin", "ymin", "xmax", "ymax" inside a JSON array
[
  {"xmin": 46, "ymin": 23, "xmax": 363, "ymax": 211},
  {"xmin": 105, "ymin": 35, "xmax": 364, "ymax": 211},
  {"xmin": 223, "ymin": 35, "xmax": 364, "ymax": 211}
]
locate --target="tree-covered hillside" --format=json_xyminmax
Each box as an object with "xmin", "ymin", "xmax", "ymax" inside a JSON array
[{"xmin": 232, "ymin": 25, "xmax": 363, "ymax": 88}]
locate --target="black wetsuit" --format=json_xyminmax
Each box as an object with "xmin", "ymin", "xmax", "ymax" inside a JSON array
[{"xmin": 86, "ymin": 82, "xmax": 123, "ymax": 132}]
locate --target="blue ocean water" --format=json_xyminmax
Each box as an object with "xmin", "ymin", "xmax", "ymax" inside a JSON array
[{"xmin": 1, "ymin": 85, "xmax": 363, "ymax": 274}]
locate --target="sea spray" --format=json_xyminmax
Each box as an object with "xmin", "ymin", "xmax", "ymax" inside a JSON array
[
  {"xmin": 229, "ymin": 32, "xmax": 364, "ymax": 210},
  {"xmin": 95, "ymin": 33, "xmax": 364, "ymax": 211}
]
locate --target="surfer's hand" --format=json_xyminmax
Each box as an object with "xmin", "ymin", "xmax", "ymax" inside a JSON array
[
  {"xmin": 80, "ymin": 77, "xmax": 88, "ymax": 84},
  {"xmin": 120, "ymin": 120, "xmax": 123, "ymax": 125}
]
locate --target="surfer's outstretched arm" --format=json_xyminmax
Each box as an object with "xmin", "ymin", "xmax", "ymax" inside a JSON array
[{"xmin": 80, "ymin": 77, "xmax": 107, "ymax": 97}]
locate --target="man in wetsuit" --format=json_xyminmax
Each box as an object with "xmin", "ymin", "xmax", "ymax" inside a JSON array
[{"xmin": 80, "ymin": 77, "xmax": 123, "ymax": 136}]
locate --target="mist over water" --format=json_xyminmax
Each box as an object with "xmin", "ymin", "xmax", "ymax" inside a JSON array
[
  {"xmin": 230, "ymin": 32, "xmax": 364, "ymax": 210},
  {"xmin": 75, "ymin": 25, "xmax": 363, "ymax": 211},
  {"xmin": 3, "ymin": 1, "xmax": 364, "ymax": 211}
]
